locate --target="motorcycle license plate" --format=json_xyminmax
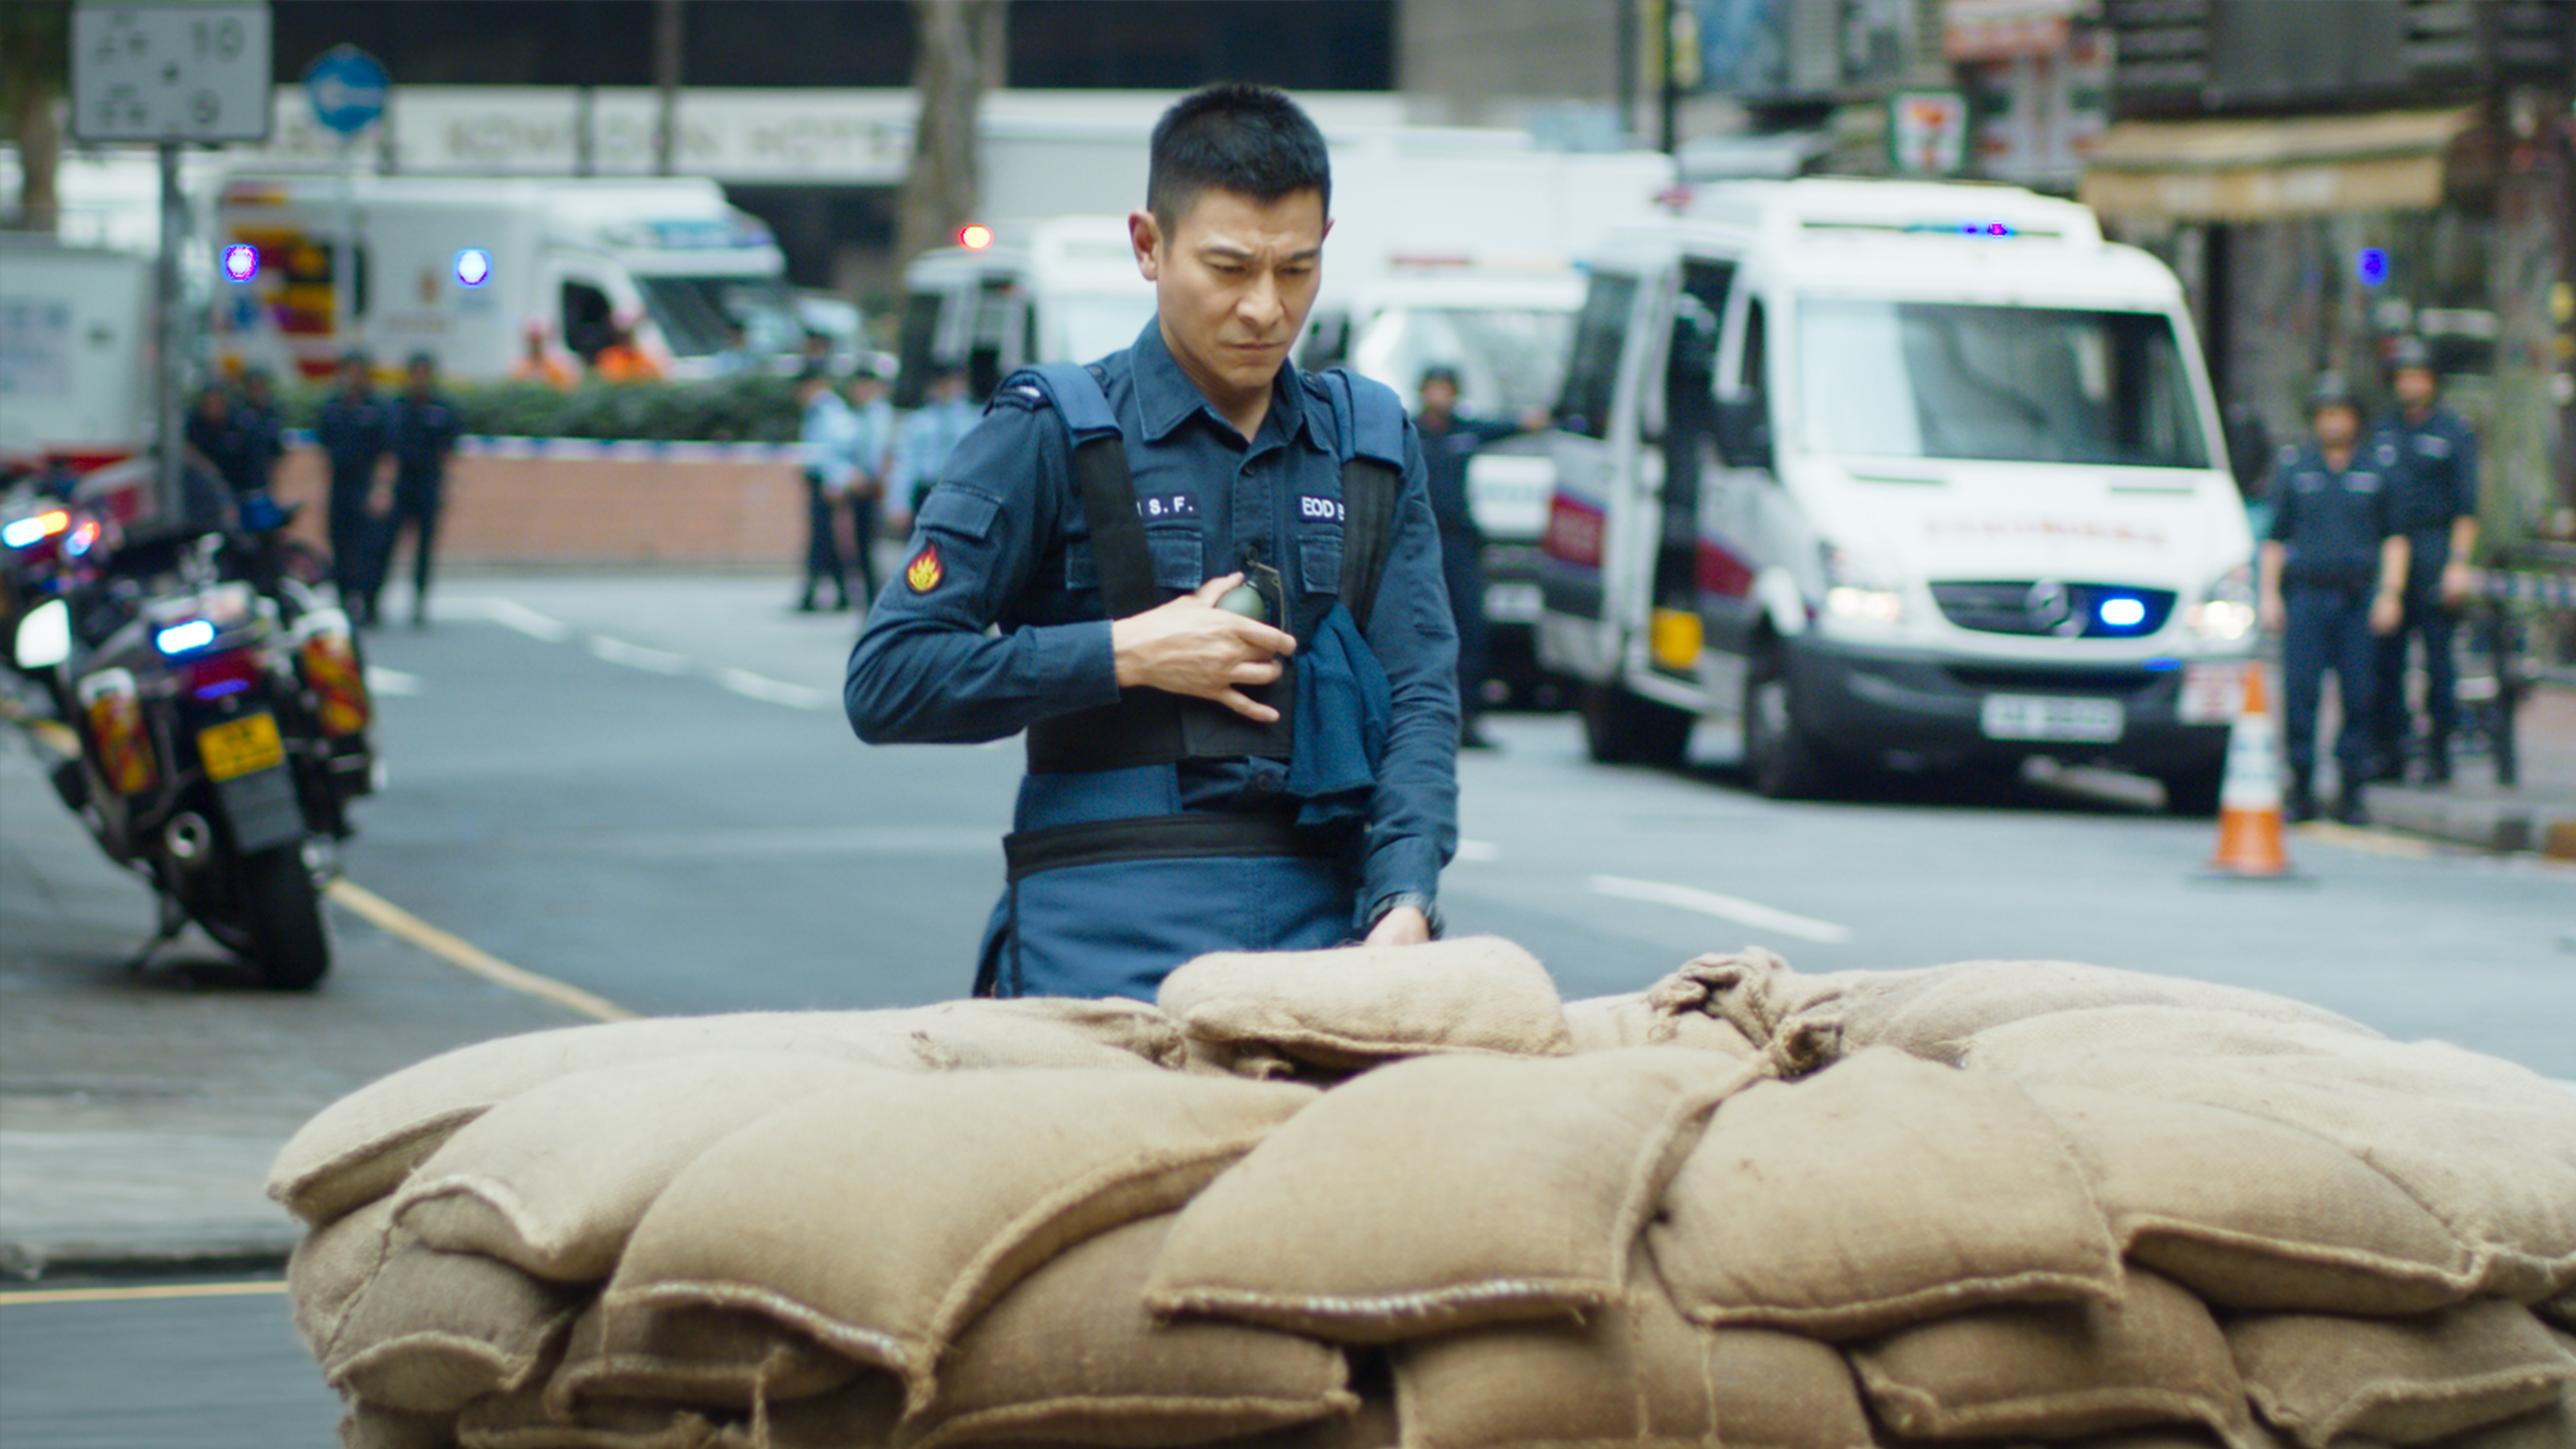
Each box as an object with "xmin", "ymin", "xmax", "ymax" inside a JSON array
[{"xmin": 200, "ymin": 713, "xmax": 285, "ymax": 782}]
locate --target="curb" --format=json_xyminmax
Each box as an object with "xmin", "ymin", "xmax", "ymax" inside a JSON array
[
  {"xmin": 2367, "ymin": 787, "xmax": 2576, "ymax": 858},
  {"xmin": 3, "ymin": 1239, "xmax": 294, "ymax": 1284}
]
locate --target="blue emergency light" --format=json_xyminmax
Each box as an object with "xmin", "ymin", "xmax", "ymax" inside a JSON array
[
  {"xmin": 2097, "ymin": 596, "xmax": 2148, "ymax": 630},
  {"xmin": 220, "ymin": 244, "xmax": 259, "ymax": 283},
  {"xmin": 454, "ymin": 248, "xmax": 493, "ymax": 287},
  {"xmin": 155, "ymin": 619, "xmax": 216, "ymax": 655},
  {"xmin": 2356, "ymin": 248, "xmax": 2389, "ymax": 287}
]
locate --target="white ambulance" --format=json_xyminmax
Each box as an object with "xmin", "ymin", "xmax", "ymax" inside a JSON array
[{"xmin": 1536, "ymin": 179, "xmax": 2258, "ymax": 812}]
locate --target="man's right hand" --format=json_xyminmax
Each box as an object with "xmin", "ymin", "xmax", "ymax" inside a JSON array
[{"xmin": 1111, "ymin": 573, "xmax": 1299, "ymax": 722}]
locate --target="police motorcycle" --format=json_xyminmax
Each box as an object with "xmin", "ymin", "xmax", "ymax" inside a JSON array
[
  {"xmin": 1, "ymin": 460, "xmax": 85, "ymax": 698},
  {"xmin": 14, "ymin": 456, "xmax": 376, "ymax": 989}
]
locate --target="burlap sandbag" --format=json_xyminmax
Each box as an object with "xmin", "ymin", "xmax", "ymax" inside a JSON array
[
  {"xmin": 906, "ymin": 1212, "xmax": 1354, "ymax": 1449},
  {"xmin": 2542, "ymin": 1290, "xmax": 2576, "ymax": 1332},
  {"xmin": 341, "ymin": 1403, "xmax": 457, "ymax": 1449},
  {"xmin": 606, "ymin": 1069, "xmax": 1314, "ymax": 1411},
  {"xmin": 1560, "ymin": 991, "xmax": 1761, "ymax": 1057},
  {"xmin": 325, "ymin": 1234, "xmax": 587, "ymax": 1414},
  {"xmin": 293, "ymin": 1194, "xmax": 401, "ymax": 1359},
  {"xmin": 1631, "ymin": 947, "xmax": 1878, "ymax": 1073},
  {"xmin": 2025, "ymin": 1081, "xmax": 2480, "ymax": 1316},
  {"xmin": 1156, "ymin": 936, "xmax": 1571, "ymax": 1075},
  {"xmin": 1975, "ymin": 1014, "xmax": 2576, "ymax": 1303},
  {"xmin": 2428, "ymin": 1388, "xmax": 2575, "ymax": 1449},
  {"xmin": 1650, "ymin": 1048, "xmax": 2121, "ymax": 1340},
  {"xmin": 543, "ymin": 1300, "xmax": 863, "ymax": 1416},
  {"xmin": 1144, "ymin": 1048, "xmax": 1756, "ymax": 1342},
  {"xmin": 391, "ymin": 1052, "xmax": 903, "ymax": 1284},
  {"xmin": 271, "ymin": 1001, "xmax": 1183, "ymax": 1229},
  {"xmin": 1850, "ymin": 1266, "xmax": 2258, "ymax": 1446},
  {"xmin": 456, "ymin": 1388, "xmax": 743, "ymax": 1449},
  {"xmin": 2230, "ymin": 1299, "xmax": 2576, "ymax": 1447},
  {"xmin": 1391, "ymin": 1247, "xmax": 1873, "ymax": 1449}
]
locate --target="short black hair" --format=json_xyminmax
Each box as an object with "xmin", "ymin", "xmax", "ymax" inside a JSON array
[{"xmin": 1147, "ymin": 83, "xmax": 1330, "ymax": 233}]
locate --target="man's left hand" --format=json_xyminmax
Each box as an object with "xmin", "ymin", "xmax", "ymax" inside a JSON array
[
  {"xmin": 2369, "ymin": 589, "xmax": 2403, "ymax": 636},
  {"xmin": 2440, "ymin": 560, "xmax": 2477, "ymax": 609},
  {"xmin": 1364, "ymin": 906, "xmax": 1432, "ymax": 946}
]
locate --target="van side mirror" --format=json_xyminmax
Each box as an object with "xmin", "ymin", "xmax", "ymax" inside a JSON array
[{"xmin": 1715, "ymin": 396, "xmax": 1773, "ymax": 472}]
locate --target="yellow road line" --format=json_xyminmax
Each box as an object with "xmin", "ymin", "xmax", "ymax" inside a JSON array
[
  {"xmin": 2294, "ymin": 820, "xmax": 2438, "ymax": 859},
  {"xmin": 0, "ymin": 1280, "xmax": 288, "ymax": 1307},
  {"xmin": 326, "ymin": 879, "xmax": 634, "ymax": 1023}
]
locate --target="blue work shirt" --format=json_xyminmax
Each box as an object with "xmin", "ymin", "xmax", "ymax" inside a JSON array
[
  {"xmin": 2376, "ymin": 404, "xmax": 2478, "ymax": 540},
  {"xmin": 2268, "ymin": 436, "xmax": 2400, "ymax": 587},
  {"xmin": 847, "ymin": 321, "xmax": 1460, "ymax": 921},
  {"xmin": 315, "ymin": 392, "xmax": 390, "ymax": 493},
  {"xmin": 390, "ymin": 390, "xmax": 462, "ymax": 497},
  {"xmin": 1418, "ymin": 412, "xmax": 1524, "ymax": 541}
]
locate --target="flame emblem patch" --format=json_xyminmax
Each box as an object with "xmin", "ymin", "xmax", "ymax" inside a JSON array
[{"xmin": 905, "ymin": 542, "xmax": 944, "ymax": 593}]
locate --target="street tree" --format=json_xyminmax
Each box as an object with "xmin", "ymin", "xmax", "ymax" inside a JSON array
[
  {"xmin": 896, "ymin": 0, "xmax": 1004, "ymax": 277},
  {"xmin": 1, "ymin": 0, "xmax": 67, "ymax": 233}
]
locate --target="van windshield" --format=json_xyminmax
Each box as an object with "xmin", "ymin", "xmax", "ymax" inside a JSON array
[
  {"xmin": 1349, "ymin": 305, "xmax": 1575, "ymax": 416},
  {"xmin": 634, "ymin": 274, "xmax": 796, "ymax": 358},
  {"xmin": 1795, "ymin": 300, "xmax": 2211, "ymax": 469}
]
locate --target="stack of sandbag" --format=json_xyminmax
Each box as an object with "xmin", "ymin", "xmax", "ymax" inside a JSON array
[{"xmin": 274, "ymin": 938, "xmax": 2576, "ymax": 1449}]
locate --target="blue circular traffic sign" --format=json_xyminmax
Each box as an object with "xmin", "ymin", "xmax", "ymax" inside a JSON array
[{"xmin": 304, "ymin": 45, "xmax": 388, "ymax": 135}]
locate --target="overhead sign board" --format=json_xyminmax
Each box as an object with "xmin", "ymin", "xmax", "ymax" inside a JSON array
[
  {"xmin": 71, "ymin": 2, "xmax": 274, "ymax": 144},
  {"xmin": 303, "ymin": 44, "xmax": 388, "ymax": 135}
]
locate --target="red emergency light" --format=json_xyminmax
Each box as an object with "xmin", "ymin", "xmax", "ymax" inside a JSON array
[{"xmin": 958, "ymin": 224, "xmax": 995, "ymax": 251}]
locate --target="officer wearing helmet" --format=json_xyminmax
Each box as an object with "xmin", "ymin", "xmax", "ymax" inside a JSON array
[
  {"xmin": 2369, "ymin": 336, "xmax": 2480, "ymax": 784},
  {"xmin": 2257, "ymin": 373, "xmax": 2410, "ymax": 824}
]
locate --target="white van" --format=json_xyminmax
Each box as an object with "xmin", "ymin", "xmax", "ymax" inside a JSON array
[
  {"xmin": 891, "ymin": 216, "xmax": 1156, "ymax": 407},
  {"xmin": 211, "ymin": 173, "xmax": 800, "ymax": 382},
  {"xmin": 1536, "ymin": 179, "xmax": 2258, "ymax": 812}
]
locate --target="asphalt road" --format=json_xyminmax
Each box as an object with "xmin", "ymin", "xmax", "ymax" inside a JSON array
[{"xmin": 3, "ymin": 567, "xmax": 2570, "ymax": 1443}]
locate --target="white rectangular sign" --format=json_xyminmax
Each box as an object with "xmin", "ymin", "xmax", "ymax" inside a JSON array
[{"xmin": 72, "ymin": 3, "xmax": 274, "ymax": 144}]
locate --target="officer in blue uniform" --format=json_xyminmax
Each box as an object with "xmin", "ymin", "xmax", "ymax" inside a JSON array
[
  {"xmin": 315, "ymin": 351, "xmax": 392, "ymax": 625},
  {"xmin": 846, "ymin": 84, "xmax": 1460, "ymax": 1002},
  {"xmin": 2257, "ymin": 373, "xmax": 2409, "ymax": 825},
  {"xmin": 2369, "ymin": 336, "xmax": 2480, "ymax": 784},
  {"xmin": 377, "ymin": 352, "xmax": 463, "ymax": 627}
]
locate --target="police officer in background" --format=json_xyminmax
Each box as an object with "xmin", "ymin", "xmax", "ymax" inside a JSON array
[
  {"xmin": 2258, "ymin": 373, "xmax": 2409, "ymax": 825},
  {"xmin": 2369, "ymin": 336, "xmax": 2480, "ymax": 784},
  {"xmin": 847, "ymin": 83, "xmax": 1459, "ymax": 1002},
  {"xmin": 376, "ymin": 352, "xmax": 463, "ymax": 627},
  {"xmin": 315, "ymin": 351, "xmax": 392, "ymax": 626},
  {"xmin": 1415, "ymin": 365, "xmax": 1548, "ymax": 751}
]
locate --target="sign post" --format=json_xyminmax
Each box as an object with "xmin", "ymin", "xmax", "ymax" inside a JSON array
[
  {"xmin": 303, "ymin": 45, "xmax": 389, "ymax": 374},
  {"xmin": 70, "ymin": 1, "xmax": 272, "ymax": 516}
]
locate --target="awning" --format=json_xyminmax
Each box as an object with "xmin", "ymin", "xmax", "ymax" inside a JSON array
[{"xmin": 2078, "ymin": 107, "xmax": 2477, "ymax": 222}]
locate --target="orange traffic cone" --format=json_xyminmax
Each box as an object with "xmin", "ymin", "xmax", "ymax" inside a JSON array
[{"xmin": 2203, "ymin": 665, "xmax": 2301, "ymax": 880}]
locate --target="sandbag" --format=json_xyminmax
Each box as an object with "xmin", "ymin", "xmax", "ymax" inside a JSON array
[
  {"xmin": 606, "ymin": 1069, "xmax": 1314, "ymax": 1412},
  {"xmin": 907, "ymin": 1213, "xmax": 1354, "ymax": 1449},
  {"xmin": 544, "ymin": 1301, "xmax": 863, "ymax": 1416},
  {"xmin": 325, "ymin": 1235, "xmax": 586, "ymax": 1414},
  {"xmin": 341, "ymin": 1403, "xmax": 457, "ymax": 1449},
  {"xmin": 2428, "ymin": 1389, "xmax": 2575, "ymax": 1449},
  {"xmin": 2026, "ymin": 1081, "xmax": 2480, "ymax": 1316},
  {"xmin": 392, "ymin": 1052, "xmax": 904, "ymax": 1284},
  {"xmin": 1145, "ymin": 1049, "xmax": 1755, "ymax": 1342},
  {"xmin": 1849, "ymin": 1267, "xmax": 2258, "ymax": 1446},
  {"xmin": 293, "ymin": 1194, "xmax": 401, "ymax": 1359},
  {"xmin": 270, "ymin": 1002, "xmax": 1182, "ymax": 1228},
  {"xmin": 2542, "ymin": 1289, "xmax": 2576, "ymax": 1332},
  {"xmin": 457, "ymin": 1389, "xmax": 741, "ymax": 1449},
  {"xmin": 1633, "ymin": 947, "xmax": 1871, "ymax": 1072},
  {"xmin": 1157, "ymin": 936, "xmax": 1571, "ymax": 1076},
  {"xmin": 1560, "ymin": 991, "xmax": 1761, "ymax": 1058},
  {"xmin": 1649, "ymin": 1048, "xmax": 2121, "ymax": 1340},
  {"xmin": 1977, "ymin": 1015, "xmax": 2576, "ymax": 1302},
  {"xmin": 1392, "ymin": 1250, "xmax": 1873, "ymax": 1449},
  {"xmin": 2230, "ymin": 1298, "xmax": 2576, "ymax": 1447}
]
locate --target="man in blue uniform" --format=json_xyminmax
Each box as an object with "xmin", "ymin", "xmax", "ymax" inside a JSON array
[
  {"xmin": 2369, "ymin": 336, "xmax": 2480, "ymax": 784},
  {"xmin": 376, "ymin": 352, "xmax": 463, "ymax": 627},
  {"xmin": 2257, "ymin": 373, "xmax": 2409, "ymax": 825},
  {"xmin": 315, "ymin": 351, "xmax": 392, "ymax": 625},
  {"xmin": 847, "ymin": 84, "xmax": 1459, "ymax": 1002},
  {"xmin": 1415, "ymin": 365, "xmax": 1547, "ymax": 751}
]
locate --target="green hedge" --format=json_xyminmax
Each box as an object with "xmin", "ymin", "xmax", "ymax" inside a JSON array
[{"xmin": 279, "ymin": 374, "xmax": 804, "ymax": 444}]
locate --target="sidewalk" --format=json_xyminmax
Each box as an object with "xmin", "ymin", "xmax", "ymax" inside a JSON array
[
  {"xmin": 0, "ymin": 722, "xmax": 589, "ymax": 1278},
  {"xmin": 2363, "ymin": 680, "xmax": 2576, "ymax": 858}
]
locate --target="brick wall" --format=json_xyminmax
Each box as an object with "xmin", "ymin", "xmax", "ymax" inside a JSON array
[{"xmin": 270, "ymin": 441, "xmax": 809, "ymax": 568}]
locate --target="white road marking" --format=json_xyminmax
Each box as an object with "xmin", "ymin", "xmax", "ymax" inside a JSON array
[
  {"xmin": 441, "ymin": 596, "xmax": 574, "ymax": 642},
  {"xmin": 362, "ymin": 665, "xmax": 422, "ymax": 696},
  {"xmin": 715, "ymin": 668, "xmax": 833, "ymax": 710},
  {"xmin": 1455, "ymin": 839, "xmax": 1500, "ymax": 862},
  {"xmin": 586, "ymin": 636, "xmax": 690, "ymax": 674},
  {"xmin": 1588, "ymin": 874, "xmax": 1854, "ymax": 944}
]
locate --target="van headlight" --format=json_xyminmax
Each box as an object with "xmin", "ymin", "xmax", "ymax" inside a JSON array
[
  {"xmin": 1822, "ymin": 546, "xmax": 1907, "ymax": 626},
  {"xmin": 2185, "ymin": 563, "xmax": 2258, "ymax": 643}
]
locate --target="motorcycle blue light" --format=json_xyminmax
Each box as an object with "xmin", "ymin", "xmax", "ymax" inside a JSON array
[
  {"xmin": 222, "ymin": 244, "xmax": 260, "ymax": 283},
  {"xmin": 455, "ymin": 248, "xmax": 492, "ymax": 287},
  {"xmin": 155, "ymin": 619, "xmax": 217, "ymax": 655},
  {"xmin": 2097, "ymin": 597, "xmax": 2148, "ymax": 629}
]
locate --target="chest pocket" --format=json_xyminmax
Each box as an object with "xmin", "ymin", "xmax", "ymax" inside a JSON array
[
  {"xmin": 2414, "ymin": 435, "xmax": 2452, "ymax": 459},
  {"xmin": 1066, "ymin": 521, "xmax": 1204, "ymax": 594}
]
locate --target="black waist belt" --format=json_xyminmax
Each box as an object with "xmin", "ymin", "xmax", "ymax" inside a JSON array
[{"xmin": 1004, "ymin": 811, "xmax": 1348, "ymax": 882}]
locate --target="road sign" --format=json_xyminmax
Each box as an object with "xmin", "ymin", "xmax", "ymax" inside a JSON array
[
  {"xmin": 70, "ymin": 3, "xmax": 273, "ymax": 144},
  {"xmin": 304, "ymin": 44, "xmax": 389, "ymax": 136}
]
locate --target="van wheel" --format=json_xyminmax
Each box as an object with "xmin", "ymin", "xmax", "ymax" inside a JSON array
[
  {"xmin": 2158, "ymin": 760, "xmax": 2226, "ymax": 818},
  {"xmin": 1581, "ymin": 684, "xmax": 1692, "ymax": 768},
  {"xmin": 1743, "ymin": 641, "xmax": 1826, "ymax": 800}
]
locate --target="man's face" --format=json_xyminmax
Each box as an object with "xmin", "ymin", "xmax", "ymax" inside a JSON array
[
  {"xmin": 849, "ymin": 376, "xmax": 883, "ymax": 405},
  {"xmin": 1133, "ymin": 185, "xmax": 1329, "ymax": 413},
  {"xmin": 2314, "ymin": 402, "xmax": 2359, "ymax": 451},
  {"xmin": 339, "ymin": 362, "xmax": 369, "ymax": 396},
  {"xmin": 1420, "ymin": 378, "xmax": 1459, "ymax": 415},
  {"xmin": 2395, "ymin": 365, "xmax": 2436, "ymax": 411}
]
